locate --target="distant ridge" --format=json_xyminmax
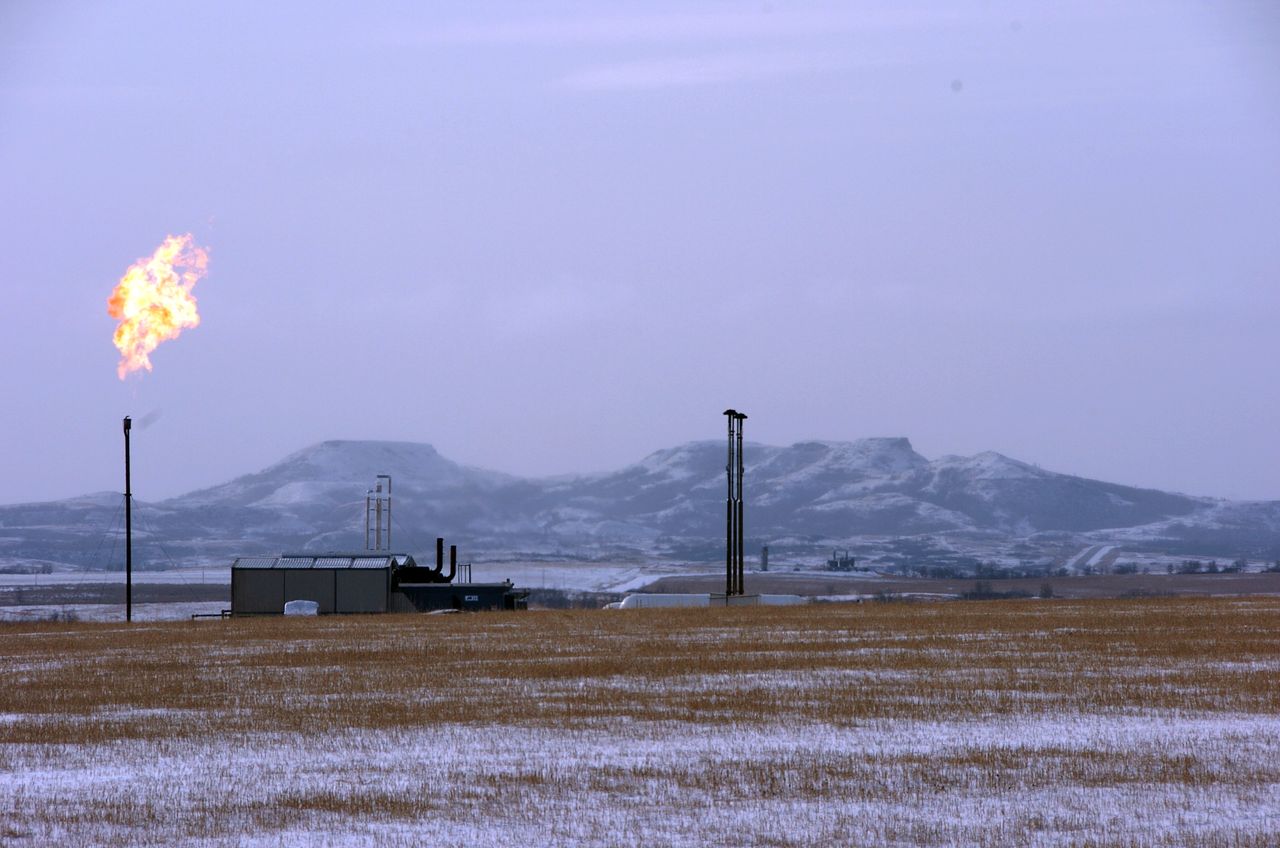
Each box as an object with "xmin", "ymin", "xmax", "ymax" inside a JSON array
[{"xmin": 2, "ymin": 438, "xmax": 1278, "ymax": 568}]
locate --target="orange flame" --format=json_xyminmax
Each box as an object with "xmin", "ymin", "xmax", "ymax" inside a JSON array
[{"xmin": 107, "ymin": 234, "xmax": 209, "ymax": 380}]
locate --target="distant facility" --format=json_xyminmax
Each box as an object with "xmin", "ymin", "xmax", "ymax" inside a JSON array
[
  {"xmin": 231, "ymin": 539, "xmax": 527, "ymax": 615},
  {"xmin": 231, "ymin": 473, "xmax": 528, "ymax": 616}
]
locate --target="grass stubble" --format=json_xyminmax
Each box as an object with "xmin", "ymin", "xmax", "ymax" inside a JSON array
[{"xmin": 0, "ymin": 598, "xmax": 1277, "ymax": 846}]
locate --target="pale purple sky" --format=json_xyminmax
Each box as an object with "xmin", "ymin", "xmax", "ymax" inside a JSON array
[{"xmin": 2, "ymin": 1, "xmax": 1278, "ymax": 504}]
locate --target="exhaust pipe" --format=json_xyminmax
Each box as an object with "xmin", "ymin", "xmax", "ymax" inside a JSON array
[{"xmin": 443, "ymin": 544, "xmax": 457, "ymax": 582}]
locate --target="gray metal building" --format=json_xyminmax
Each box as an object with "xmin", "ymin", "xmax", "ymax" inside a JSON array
[{"xmin": 232, "ymin": 553, "xmax": 400, "ymax": 614}]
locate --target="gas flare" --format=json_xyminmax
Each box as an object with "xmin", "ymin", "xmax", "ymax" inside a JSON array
[{"xmin": 107, "ymin": 234, "xmax": 209, "ymax": 379}]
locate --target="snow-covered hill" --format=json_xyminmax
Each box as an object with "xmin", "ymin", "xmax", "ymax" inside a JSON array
[{"xmin": 2, "ymin": 438, "xmax": 1278, "ymax": 568}]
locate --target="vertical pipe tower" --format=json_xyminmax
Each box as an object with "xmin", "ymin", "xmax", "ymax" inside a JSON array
[
  {"xmin": 722, "ymin": 409, "xmax": 748, "ymax": 596},
  {"xmin": 735, "ymin": 411, "xmax": 746, "ymax": 595},
  {"xmin": 365, "ymin": 475, "xmax": 392, "ymax": 551},
  {"xmin": 365, "ymin": 489, "xmax": 372, "ymax": 550},
  {"xmin": 724, "ymin": 409, "xmax": 736, "ymax": 597},
  {"xmin": 378, "ymin": 474, "xmax": 391, "ymax": 550}
]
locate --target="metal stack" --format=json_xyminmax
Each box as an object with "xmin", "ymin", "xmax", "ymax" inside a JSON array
[{"xmin": 723, "ymin": 409, "xmax": 747, "ymax": 596}]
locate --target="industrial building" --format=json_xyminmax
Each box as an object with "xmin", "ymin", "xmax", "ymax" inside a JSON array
[{"xmin": 231, "ymin": 541, "xmax": 527, "ymax": 615}]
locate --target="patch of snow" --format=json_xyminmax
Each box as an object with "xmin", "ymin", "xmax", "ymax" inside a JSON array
[
  {"xmin": 250, "ymin": 481, "xmax": 352, "ymax": 508},
  {"xmin": 928, "ymin": 451, "xmax": 1042, "ymax": 481}
]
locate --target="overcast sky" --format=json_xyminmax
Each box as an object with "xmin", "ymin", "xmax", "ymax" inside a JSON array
[{"xmin": 2, "ymin": 1, "xmax": 1278, "ymax": 504}]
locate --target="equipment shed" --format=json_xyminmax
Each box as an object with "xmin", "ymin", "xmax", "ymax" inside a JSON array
[{"xmin": 231, "ymin": 553, "xmax": 403, "ymax": 615}]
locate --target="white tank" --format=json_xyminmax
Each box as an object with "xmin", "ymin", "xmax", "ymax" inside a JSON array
[{"xmin": 283, "ymin": 599, "xmax": 319, "ymax": 616}]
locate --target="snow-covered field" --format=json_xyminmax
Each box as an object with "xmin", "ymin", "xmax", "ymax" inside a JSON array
[
  {"xmin": 0, "ymin": 567, "xmax": 230, "ymax": 587},
  {"xmin": 4, "ymin": 715, "xmax": 1275, "ymax": 847},
  {"xmin": 0, "ymin": 567, "xmax": 230, "ymax": 622},
  {"xmin": 1, "ymin": 599, "xmax": 1277, "ymax": 846},
  {"xmin": 0, "ymin": 601, "xmax": 226, "ymax": 623}
]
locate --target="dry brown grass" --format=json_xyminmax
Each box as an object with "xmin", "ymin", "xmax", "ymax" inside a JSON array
[
  {"xmin": 1, "ymin": 598, "xmax": 1278, "ymax": 846},
  {"xmin": 2, "ymin": 598, "xmax": 1278, "ymax": 742}
]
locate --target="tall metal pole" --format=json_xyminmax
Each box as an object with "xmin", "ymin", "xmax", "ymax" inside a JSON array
[
  {"xmin": 724, "ymin": 409, "xmax": 736, "ymax": 598},
  {"xmin": 123, "ymin": 416, "xmax": 132, "ymax": 623},
  {"xmin": 736, "ymin": 412, "xmax": 747, "ymax": 596}
]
